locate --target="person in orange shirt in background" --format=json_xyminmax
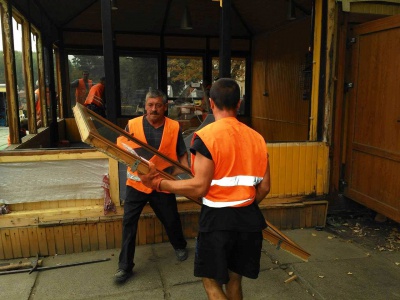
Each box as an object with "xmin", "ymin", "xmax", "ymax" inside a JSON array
[
  {"xmin": 70, "ymin": 71, "xmax": 93, "ymax": 105},
  {"xmin": 84, "ymin": 77, "xmax": 106, "ymax": 117}
]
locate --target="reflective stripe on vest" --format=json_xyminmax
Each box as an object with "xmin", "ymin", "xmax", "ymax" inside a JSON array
[
  {"xmin": 210, "ymin": 175, "xmax": 263, "ymax": 187},
  {"xmin": 192, "ymin": 117, "xmax": 268, "ymax": 208}
]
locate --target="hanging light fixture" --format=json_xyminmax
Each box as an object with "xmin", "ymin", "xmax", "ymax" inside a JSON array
[
  {"xmin": 287, "ymin": 0, "xmax": 296, "ymax": 20},
  {"xmin": 111, "ymin": 0, "xmax": 118, "ymax": 11},
  {"xmin": 180, "ymin": 2, "xmax": 193, "ymax": 30}
]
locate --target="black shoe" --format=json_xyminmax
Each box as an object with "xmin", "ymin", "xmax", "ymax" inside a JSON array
[
  {"xmin": 114, "ymin": 269, "xmax": 132, "ymax": 283},
  {"xmin": 175, "ymin": 248, "xmax": 188, "ymax": 261}
]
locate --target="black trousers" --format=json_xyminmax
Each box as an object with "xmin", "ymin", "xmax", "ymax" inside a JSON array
[{"xmin": 118, "ymin": 186, "xmax": 187, "ymax": 271}]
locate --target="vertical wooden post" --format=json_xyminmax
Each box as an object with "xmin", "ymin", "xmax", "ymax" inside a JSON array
[{"xmin": 309, "ymin": 0, "xmax": 323, "ymax": 141}]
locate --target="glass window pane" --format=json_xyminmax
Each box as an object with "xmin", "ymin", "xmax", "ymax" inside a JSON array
[
  {"xmin": 119, "ymin": 56, "xmax": 158, "ymax": 116},
  {"xmin": 167, "ymin": 56, "xmax": 204, "ymax": 134},
  {"xmin": 12, "ymin": 18, "xmax": 26, "ymax": 121},
  {"xmin": 68, "ymin": 54, "xmax": 104, "ymax": 109}
]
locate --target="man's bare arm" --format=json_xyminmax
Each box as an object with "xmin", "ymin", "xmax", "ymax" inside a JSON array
[
  {"xmin": 140, "ymin": 152, "xmax": 214, "ymax": 199},
  {"xmin": 255, "ymin": 159, "xmax": 271, "ymax": 203}
]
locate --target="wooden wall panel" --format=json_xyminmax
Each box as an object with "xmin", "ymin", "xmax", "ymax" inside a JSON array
[
  {"xmin": 252, "ymin": 18, "xmax": 311, "ymax": 142},
  {"xmin": 267, "ymin": 142, "xmax": 329, "ymax": 199}
]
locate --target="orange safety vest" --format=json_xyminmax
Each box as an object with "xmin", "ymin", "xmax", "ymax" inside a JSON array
[
  {"xmin": 75, "ymin": 78, "xmax": 93, "ymax": 105},
  {"xmin": 191, "ymin": 117, "xmax": 268, "ymax": 208},
  {"xmin": 84, "ymin": 83, "xmax": 105, "ymax": 107},
  {"xmin": 117, "ymin": 116, "xmax": 179, "ymax": 194},
  {"xmin": 35, "ymin": 88, "xmax": 50, "ymax": 117}
]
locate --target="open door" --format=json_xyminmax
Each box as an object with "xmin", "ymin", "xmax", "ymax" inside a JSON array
[{"xmin": 344, "ymin": 15, "xmax": 400, "ymax": 222}]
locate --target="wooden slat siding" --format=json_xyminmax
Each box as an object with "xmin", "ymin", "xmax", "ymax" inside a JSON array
[
  {"xmin": 89, "ymin": 223, "xmax": 99, "ymax": 251},
  {"xmin": 304, "ymin": 143, "xmax": 313, "ymax": 195},
  {"xmin": 299, "ymin": 206, "xmax": 306, "ymax": 228},
  {"xmin": 37, "ymin": 227, "xmax": 49, "ymax": 256},
  {"xmin": 317, "ymin": 144, "xmax": 328, "ymax": 195},
  {"xmin": 0, "ymin": 231, "xmax": 4, "ymax": 259},
  {"xmin": 269, "ymin": 144, "xmax": 279, "ymax": 197},
  {"xmin": 298, "ymin": 143, "xmax": 307, "ymax": 196},
  {"xmin": 138, "ymin": 218, "xmax": 146, "ymax": 246},
  {"xmin": 97, "ymin": 223, "xmax": 108, "ymax": 250},
  {"xmin": 310, "ymin": 143, "xmax": 318, "ymax": 194},
  {"xmin": 285, "ymin": 144, "xmax": 294, "ymax": 197},
  {"xmin": 251, "ymin": 20, "xmax": 310, "ymax": 142},
  {"xmin": 72, "ymin": 225, "xmax": 83, "ymax": 253},
  {"xmin": 19, "ymin": 228, "xmax": 31, "ymax": 258},
  {"xmin": 278, "ymin": 143, "xmax": 287, "ymax": 197},
  {"xmin": 9, "ymin": 228, "xmax": 22, "ymax": 258},
  {"xmin": 54, "ymin": 226, "xmax": 66, "ymax": 255},
  {"xmin": 63, "ymin": 226, "xmax": 74, "ymax": 254},
  {"xmin": 145, "ymin": 217, "xmax": 155, "ymax": 244},
  {"xmin": 113, "ymin": 220, "xmax": 122, "ymax": 250},
  {"xmin": 80, "ymin": 224, "xmax": 91, "ymax": 252},
  {"xmin": 45, "ymin": 228, "xmax": 56, "ymax": 256},
  {"xmin": 292, "ymin": 207, "xmax": 301, "ymax": 229},
  {"xmin": 28, "ymin": 227, "xmax": 39, "ymax": 257},
  {"xmin": 305, "ymin": 206, "xmax": 313, "ymax": 228},
  {"xmin": 1, "ymin": 229, "xmax": 13, "ymax": 259},
  {"xmin": 291, "ymin": 143, "xmax": 300, "ymax": 196},
  {"xmin": 154, "ymin": 218, "xmax": 163, "ymax": 243},
  {"xmin": 105, "ymin": 222, "xmax": 115, "ymax": 249}
]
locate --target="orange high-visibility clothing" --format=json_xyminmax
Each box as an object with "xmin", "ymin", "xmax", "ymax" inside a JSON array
[
  {"xmin": 117, "ymin": 116, "xmax": 179, "ymax": 194},
  {"xmin": 191, "ymin": 117, "xmax": 268, "ymax": 208},
  {"xmin": 34, "ymin": 89, "xmax": 41, "ymax": 114},
  {"xmin": 75, "ymin": 78, "xmax": 93, "ymax": 105},
  {"xmin": 84, "ymin": 83, "xmax": 105, "ymax": 107}
]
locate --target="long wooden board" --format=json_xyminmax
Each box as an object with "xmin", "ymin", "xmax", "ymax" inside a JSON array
[{"xmin": 73, "ymin": 104, "xmax": 310, "ymax": 261}]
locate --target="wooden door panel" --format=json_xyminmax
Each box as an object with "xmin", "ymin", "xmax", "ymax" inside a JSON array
[{"xmin": 345, "ymin": 15, "xmax": 400, "ymax": 222}]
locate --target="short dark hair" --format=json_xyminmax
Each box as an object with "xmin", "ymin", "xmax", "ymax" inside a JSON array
[
  {"xmin": 145, "ymin": 89, "xmax": 167, "ymax": 104},
  {"xmin": 209, "ymin": 78, "xmax": 240, "ymax": 110}
]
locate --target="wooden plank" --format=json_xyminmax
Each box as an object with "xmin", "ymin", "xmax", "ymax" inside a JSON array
[
  {"xmin": 28, "ymin": 227, "xmax": 39, "ymax": 257},
  {"xmin": 54, "ymin": 226, "xmax": 66, "ymax": 255},
  {"xmin": 138, "ymin": 218, "xmax": 146, "ymax": 245},
  {"xmin": 145, "ymin": 217, "xmax": 155, "ymax": 244},
  {"xmin": 89, "ymin": 223, "xmax": 99, "ymax": 251},
  {"xmin": 291, "ymin": 143, "xmax": 300, "ymax": 196},
  {"xmin": 1, "ymin": 229, "xmax": 13, "ymax": 259},
  {"xmin": 285, "ymin": 144, "xmax": 294, "ymax": 197},
  {"xmin": 37, "ymin": 227, "xmax": 49, "ymax": 256},
  {"xmin": 113, "ymin": 220, "xmax": 122, "ymax": 249},
  {"xmin": 63, "ymin": 226, "xmax": 74, "ymax": 254},
  {"xmin": 270, "ymin": 144, "xmax": 280, "ymax": 197},
  {"xmin": 105, "ymin": 222, "xmax": 115, "ymax": 249},
  {"xmin": 310, "ymin": 143, "xmax": 318, "ymax": 194},
  {"xmin": 154, "ymin": 218, "xmax": 163, "ymax": 243},
  {"xmin": 278, "ymin": 143, "xmax": 287, "ymax": 197},
  {"xmin": 304, "ymin": 143, "xmax": 313, "ymax": 194},
  {"xmin": 18, "ymin": 228, "xmax": 31, "ymax": 258},
  {"xmin": 97, "ymin": 223, "xmax": 107, "ymax": 250},
  {"xmin": 305, "ymin": 206, "xmax": 313, "ymax": 228},
  {"xmin": 9, "ymin": 228, "xmax": 22, "ymax": 258},
  {"xmin": 72, "ymin": 225, "xmax": 83, "ymax": 253},
  {"xmin": 0, "ymin": 230, "xmax": 5, "ymax": 259},
  {"xmin": 263, "ymin": 221, "xmax": 310, "ymax": 261},
  {"xmin": 80, "ymin": 224, "xmax": 91, "ymax": 252},
  {"xmin": 45, "ymin": 228, "xmax": 56, "ymax": 256},
  {"xmin": 298, "ymin": 143, "xmax": 307, "ymax": 195}
]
